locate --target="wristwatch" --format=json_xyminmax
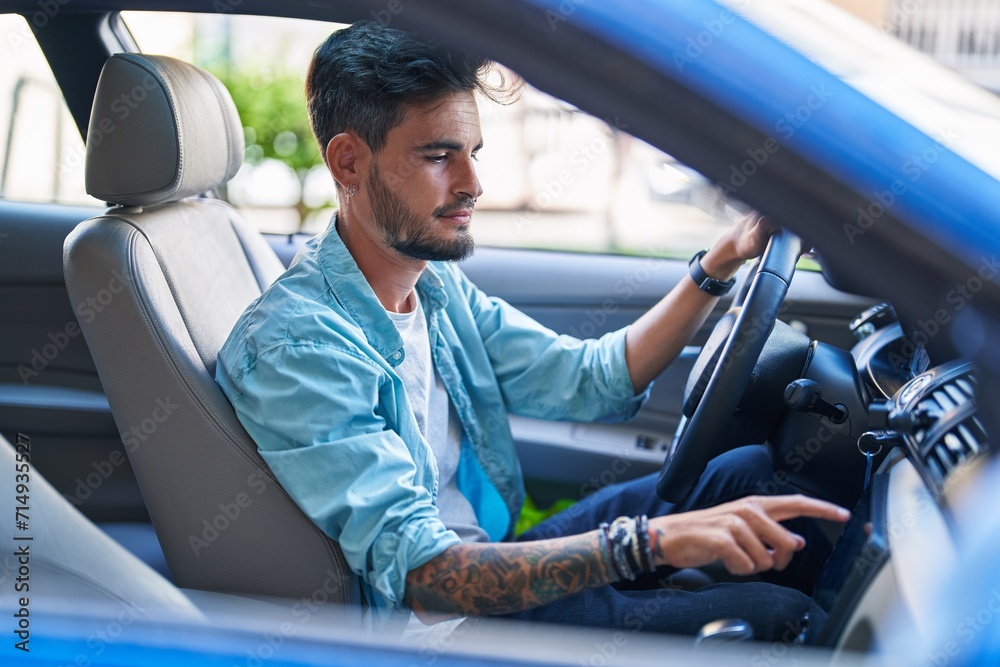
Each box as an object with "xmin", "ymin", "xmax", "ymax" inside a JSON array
[{"xmin": 688, "ymin": 249, "xmax": 736, "ymax": 297}]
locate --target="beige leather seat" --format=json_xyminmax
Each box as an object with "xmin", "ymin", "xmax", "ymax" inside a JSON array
[{"xmin": 63, "ymin": 53, "xmax": 356, "ymax": 605}]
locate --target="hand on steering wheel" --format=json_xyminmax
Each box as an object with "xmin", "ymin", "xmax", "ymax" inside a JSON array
[{"xmin": 657, "ymin": 229, "xmax": 803, "ymax": 503}]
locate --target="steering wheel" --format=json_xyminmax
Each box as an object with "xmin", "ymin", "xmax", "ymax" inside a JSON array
[{"xmin": 657, "ymin": 229, "xmax": 803, "ymax": 503}]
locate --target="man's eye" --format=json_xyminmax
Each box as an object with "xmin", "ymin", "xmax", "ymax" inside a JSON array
[{"xmin": 427, "ymin": 154, "xmax": 447, "ymax": 163}]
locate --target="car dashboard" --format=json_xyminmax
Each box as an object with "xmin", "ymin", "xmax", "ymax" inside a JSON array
[{"xmin": 805, "ymin": 327, "xmax": 982, "ymax": 654}]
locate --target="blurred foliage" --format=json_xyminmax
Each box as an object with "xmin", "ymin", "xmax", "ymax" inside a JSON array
[
  {"xmin": 207, "ymin": 65, "xmax": 332, "ymax": 227},
  {"xmin": 208, "ymin": 65, "xmax": 321, "ymax": 174},
  {"xmin": 515, "ymin": 494, "xmax": 576, "ymax": 537}
]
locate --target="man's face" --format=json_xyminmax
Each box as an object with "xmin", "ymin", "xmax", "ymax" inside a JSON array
[{"xmin": 365, "ymin": 91, "xmax": 484, "ymax": 262}]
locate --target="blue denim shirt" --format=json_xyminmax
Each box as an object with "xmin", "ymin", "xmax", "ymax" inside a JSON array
[{"xmin": 215, "ymin": 217, "xmax": 650, "ymax": 625}]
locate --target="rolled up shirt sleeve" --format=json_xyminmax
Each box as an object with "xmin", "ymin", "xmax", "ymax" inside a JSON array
[
  {"xmin": 449, "ymin": 266, "xmax": 651, "ymax": 422},
  {"xmin": 219, "ymin": 341, "xmax": 461, "ymax": 607}
]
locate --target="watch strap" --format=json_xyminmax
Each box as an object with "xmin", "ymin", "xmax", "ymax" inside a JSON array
[{"xmin": 688, "ymin": 249, "xmax": 736, "ymax": 296}]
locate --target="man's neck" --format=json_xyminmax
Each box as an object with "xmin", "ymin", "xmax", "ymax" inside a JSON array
[{"xmin": 336, "ymin": 212, "xmax": 425, "ymax": 314}]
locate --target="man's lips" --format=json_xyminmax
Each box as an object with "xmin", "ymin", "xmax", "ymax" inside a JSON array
[{"xmin": 438, "ymin": 209, "xmax": 473, "ymax": 223}]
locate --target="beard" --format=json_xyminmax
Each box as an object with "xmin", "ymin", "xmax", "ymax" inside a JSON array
[{"xmin": 366, "ymin": 164, "xmax": 476, "ymax": 262}]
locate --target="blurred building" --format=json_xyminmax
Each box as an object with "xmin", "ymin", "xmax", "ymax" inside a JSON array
[{"xmin": 832, "ymin": 0, "xmax": 1000, "ymax": 92}]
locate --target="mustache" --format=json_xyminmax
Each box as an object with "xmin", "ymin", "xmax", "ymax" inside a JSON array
[{"xmin": 434, "ymin": 198, "xmax": 476, "ymax": 217}]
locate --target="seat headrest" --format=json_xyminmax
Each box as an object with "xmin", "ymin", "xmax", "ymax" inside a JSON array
[{"xmin": 85, "ymin": 53, "xmax": 243, "ymax": 207}]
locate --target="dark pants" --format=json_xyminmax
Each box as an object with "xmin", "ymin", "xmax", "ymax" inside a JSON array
[{"xmin": 500, "ymin": 446, "xmax": 831, "ymax": 641}]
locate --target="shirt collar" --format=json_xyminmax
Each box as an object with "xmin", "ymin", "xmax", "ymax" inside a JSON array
[
  {"xmin": 415, "ymin": 262, "xmax": 448, "ymax": 313},
  {"xmin": 316, "ymin": 214, "xmax": 449, "ymax": 364}
]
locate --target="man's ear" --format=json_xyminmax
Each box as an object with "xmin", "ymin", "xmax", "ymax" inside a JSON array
[{"xmin": 325, "ymin": 132, "xmax": 368, "ymax": 191}]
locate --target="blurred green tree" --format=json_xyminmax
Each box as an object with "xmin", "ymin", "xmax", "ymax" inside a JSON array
[{"xmin": 209, "ymin": 65, "xmax": 330, "ymax": 227}]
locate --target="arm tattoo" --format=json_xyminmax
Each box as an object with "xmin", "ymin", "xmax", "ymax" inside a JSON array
[{"xmin": 404, "ymin": 531, "xmax": 615, "ymax": 617}]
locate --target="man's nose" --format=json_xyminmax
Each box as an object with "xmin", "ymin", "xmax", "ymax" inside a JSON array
[{"xmin": 456, "ymin": 157, "xmax": 483, "ymax": 201}]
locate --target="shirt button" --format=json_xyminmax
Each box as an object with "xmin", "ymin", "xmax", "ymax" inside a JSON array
[{"xmin": 391, "ymin": 351, "xmax": 402, "ymax": 360}]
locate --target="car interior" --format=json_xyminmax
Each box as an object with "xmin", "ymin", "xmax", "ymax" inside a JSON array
[{"xmin": 0, "ymin": 0, "xmax": 994, "ymax": 662}]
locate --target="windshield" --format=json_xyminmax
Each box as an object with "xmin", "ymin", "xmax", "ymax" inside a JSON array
[{"xmin": 727, "ymin": 0, "xmax": 1000, "ymax": 181}]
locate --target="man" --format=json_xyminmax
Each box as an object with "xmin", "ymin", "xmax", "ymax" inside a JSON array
[{"xmin": 215, "ymin": 21, "xmax": 848, "ymax": 639}]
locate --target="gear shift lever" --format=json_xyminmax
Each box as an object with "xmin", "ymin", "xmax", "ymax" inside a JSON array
[{"xmin": 695, "ymin": 618, "xmax": 754, "ymax": 646}]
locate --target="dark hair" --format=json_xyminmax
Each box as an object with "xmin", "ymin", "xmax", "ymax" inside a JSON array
[{"xmin": 306, "ymin": 21, "xmax": 510, "ymax": 163}]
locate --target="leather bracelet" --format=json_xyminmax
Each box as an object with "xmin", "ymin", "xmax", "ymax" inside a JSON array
[
  {"xmin": 689, "ymin": 249, "xmax": 736, "ymax": 297},
  {"xmin": 598, "ymin": 522, "xmax": 624, "ymax": 582}
]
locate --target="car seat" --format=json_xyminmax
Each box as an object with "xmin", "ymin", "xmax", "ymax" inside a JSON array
[{"xmin": 63, "ymin": 53, "xmax": 357, "ymax": 606}]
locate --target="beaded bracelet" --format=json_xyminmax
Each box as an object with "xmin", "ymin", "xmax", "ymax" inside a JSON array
[
  {"xmin": 607, "ymin": 518, "xmax": 635, "ymax": 581},
  {"xmin": 609, "ymin": 517, "xmax": 640, "ymax": 580},
  {"xmin": 601, "ymin": 515, "xmax": 655, "ymax": 581}
]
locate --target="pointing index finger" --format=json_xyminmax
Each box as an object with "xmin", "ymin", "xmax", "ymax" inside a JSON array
[{"xmin": 759, "ymin": 494, "xmax": 851, "ymax": 523}]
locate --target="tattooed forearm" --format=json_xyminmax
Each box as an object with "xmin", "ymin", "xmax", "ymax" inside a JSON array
[{"xmin": 404, "ymin": 531, "xmax": 615, "ymax": 618}]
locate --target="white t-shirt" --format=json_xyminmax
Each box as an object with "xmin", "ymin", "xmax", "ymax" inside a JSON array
[
  {"xmin": 387, "ymin": 291, "xmax": 488, "ymax": 642},
  {"xmin": 386, "ymin": 291, "xmax": 488, "ymax": 542}
]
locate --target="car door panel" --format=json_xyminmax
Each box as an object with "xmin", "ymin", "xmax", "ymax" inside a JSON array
[{"xmin": 0, "ymin": 200, "xmax": 147, "ymax": 521}]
